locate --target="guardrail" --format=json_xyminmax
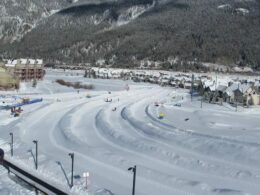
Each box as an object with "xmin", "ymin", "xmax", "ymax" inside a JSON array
[{"xmin": 2, "ymin": 158, "xmax": 68, "ymax": 195}]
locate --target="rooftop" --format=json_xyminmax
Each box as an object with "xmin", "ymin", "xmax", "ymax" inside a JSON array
[{"xmin": 5, "ymin": 59, "xmax": 44, "ymax": 67}]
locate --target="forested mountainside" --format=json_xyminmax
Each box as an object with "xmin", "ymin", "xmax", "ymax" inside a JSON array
[
  {"xmin": 0, "ymin": 0, "xmax": 259, "ymax": 70},
  {"xmin": 0, "ymin": 0, "xmax": 71, "ymax": 44}
]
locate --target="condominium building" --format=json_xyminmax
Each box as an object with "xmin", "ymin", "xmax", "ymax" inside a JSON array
[{"xmin": 5, "ymin": 59, "xmax": 45, "ymax": 81}]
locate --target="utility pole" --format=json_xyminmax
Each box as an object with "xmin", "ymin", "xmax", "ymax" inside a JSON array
[
  {"xmin": 128, "ymin": 165, "xmax": 137, "ymax": 195},
  {"xmin": 191, "ymin": 74, "xmax": 194, "ymax": 102},
  {"xmin": 68, "ymin": 153, "xmax": 74, "ymax": 188},
  {"xmin": 33, "ymin": 140, "xmax": 38, "ymax": 170},
  {"xmin": 215, "ymin": 74, "xmax": 218, "ymax": 91},
  {"xmin": 9, "ymin": 133, "xmax": 13, "ymax": 157},
  {"xmin": 236, "ymin": 83, "xmax": 240, "ymax": 112}
]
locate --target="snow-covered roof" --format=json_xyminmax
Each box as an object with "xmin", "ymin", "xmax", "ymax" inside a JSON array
[
  {"xmin": 36, "ymin": 59, "xmax": 43, "ymax": 65},
  {"xmin": 5, "ymin": 59, "xmax": 43, "ymax": 67},
  {"xmin": 240, "ymin": 83, "xmax": 252, "ymax": 93},
  {"xmin": 225, "ymin": 83, "xmax": 252, "ymax": 96},
  {"xmin": 233, "ymin": 66, "xmax": 253, "ymax": 72},
  {"xmin": 217, "ymin": 4, "xmax": 231, "ymax": 9},
  {"xmin": 20, "ymin": 59, "xmax": 28, "ymax": 64},
  {"xmin": 225, "ymin": 87, "xmax": 234, "ymax": 96},
  {"xmin": 160, "ymin": 74, "xmax": 171, "ymax": 79},
  {"xmin": 203, "ymin": 80, "xmax": 215, "ymax": 88},
  {"xmin": 98, "ymin": 68, "xmax": 109, "ymax": 73},
  {"xmin": 5, "ymin": 63, "xmax": 15, "ymax": 67},
  {"xmin": 216, "ymin": 85, "xmax": 227, "ymax": 92},
  {"xmin": 184, "ymin": 82, "xmax": 192, "ymax": 87},
  {"xmin": 12, "ymin": 60, "xmax": 18, "ymax": 65},
  {"xmin": 161, "ymin": 79, "xmax": 169, "ymax": 83},
  {"xmin": 28, "ymin": 59, "xmax": 36, "ymax": 65},
  {"xmin": 236, "ymin": 8, "xmax": 249, "ymax": 14}
]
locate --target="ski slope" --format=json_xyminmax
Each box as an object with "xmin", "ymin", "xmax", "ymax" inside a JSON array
[{"xmin": 1, "ymin": 69, "xmax": 260, "ymax": 195}]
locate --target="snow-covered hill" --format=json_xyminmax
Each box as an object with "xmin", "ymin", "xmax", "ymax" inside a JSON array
[
  {"xmin": 0, "ymin": 0, "xmax": 259, "ymax": 69},
  {"xmin": 0, "ymin": 0, "xmax": 70, "ymax": 44},
  {"xmin": 0, "ymin": 0, "xmax": 153, "ymax": 44}
]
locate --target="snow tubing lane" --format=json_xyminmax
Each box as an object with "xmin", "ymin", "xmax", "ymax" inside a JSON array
[{"xmin": 145, "ymin": 105, "xmax": 260, "ymax": 148}]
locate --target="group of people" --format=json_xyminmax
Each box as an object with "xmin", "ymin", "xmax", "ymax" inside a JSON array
[
  {"xmin": 105, "ymin": 98, "xmax": 113, "ymax": 102},
  {"xmin": 104, "ymin": 91, "xmax": 121, "ymax": 112},
  {"xmin": 11, "ymin": 106, "xmax": 23, "ymax": 117}
]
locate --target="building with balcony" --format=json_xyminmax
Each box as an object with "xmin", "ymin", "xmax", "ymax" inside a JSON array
[{"xmin": 5, "ymin": 59, "xmax": 45, "ymax": 81}]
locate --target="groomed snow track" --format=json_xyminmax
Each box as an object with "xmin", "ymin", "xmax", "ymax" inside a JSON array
[{"xmin": 1, "ymin": 71, "xmax": 260, "ymax": 195}]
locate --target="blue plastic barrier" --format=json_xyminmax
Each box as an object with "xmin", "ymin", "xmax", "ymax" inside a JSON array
[
  {"xmin": 190, "ymin": 91, "xmax": 199, "ymax": 96},
  {"xmin": 1, "ymin": 98, "xmax": 43, "ymax": 110},
  {"xmin": 13, "ymin": 98, "xmax": 43, "ymax": 107}
]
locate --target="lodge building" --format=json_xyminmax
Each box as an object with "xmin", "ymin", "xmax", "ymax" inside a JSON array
[{"xmin": 5, "ymin": 59, "xmax": 45, "ymax": 81}]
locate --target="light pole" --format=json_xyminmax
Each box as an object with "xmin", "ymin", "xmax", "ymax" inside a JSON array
[
  {"xmin": 56, "ymin": 161, "xmax": 71, "ymax": 187},
  {"xmin": 128, "ymin": 165, "xmax": 137, "ymax": 195},
  {"xmin": 68, "ymin": 153, "xmax": 74, "ymax": 188},
  {"xmin": 201, "ymin": 96, "xmax": 203, "ymax": 109},
  {"xmin": 9, "ymin": 133, "xmax": 13, "ymax": 156},
  {"xmin": 33, "ymin": 140, "xmax": 38, "ymax": 170}
]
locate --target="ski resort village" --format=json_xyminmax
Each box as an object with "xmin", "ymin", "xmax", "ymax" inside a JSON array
[{"xmin": 1, "ymin": 59, "xmax": 260, "ymax": 195}]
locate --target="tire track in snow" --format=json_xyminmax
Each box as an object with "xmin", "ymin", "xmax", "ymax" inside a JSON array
[
  {"xmin": 119, "ymin": 98, "xmax": 260, "ymax": 191},
  {"xmin": 123, "ymin": 100, "xmax": 260, "ymax": 167},
  {"xmin": 146, "ymin": 105, "xmax": 260, "ymax": 147},
  {"xmin": 94, "ymin": 109, "xmax": 217, "ymax": 194},
  {"xmin": 94, "ymin": 96, "xmax": 260, "ymax": 194},
  {"xmin": 143, "ymin": 104, "xmax": 260, "ymax": 167},
  {"xmin": 48, "ymin": 91, "xmax": 188, "ymax": 195}
]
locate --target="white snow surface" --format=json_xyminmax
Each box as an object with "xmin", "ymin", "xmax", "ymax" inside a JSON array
[{"xmin": 0, "ymin": 69, "xmax": 260, "ymax": 195}]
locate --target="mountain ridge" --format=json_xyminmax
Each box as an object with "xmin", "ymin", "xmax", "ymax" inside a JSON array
[{"xmin": 0, "ymin": 0, "xmax": 259, "ymax": 70}]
